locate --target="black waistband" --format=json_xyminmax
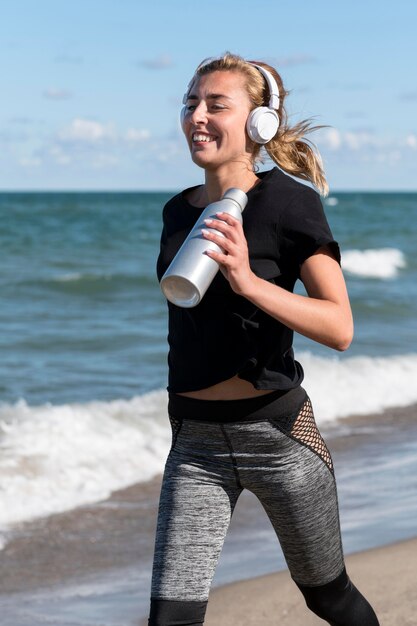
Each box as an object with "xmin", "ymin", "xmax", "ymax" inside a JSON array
[{"xmin": 168, "ymin": 385, "xmax": 307, "ymax": 422}]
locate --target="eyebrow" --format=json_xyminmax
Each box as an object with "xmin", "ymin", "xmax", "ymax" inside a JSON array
[{"xmin": 186, "ymin": 93, "xmax": 233, "ymax": 101}]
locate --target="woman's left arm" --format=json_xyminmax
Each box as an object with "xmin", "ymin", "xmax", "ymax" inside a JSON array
[
  {"xmin": 203, "ymin": 213, "xmax": 353, "ymax": 352},
  {"xmin": 246, "ymin": 248, "xmax": 353, "ymax": 351}
]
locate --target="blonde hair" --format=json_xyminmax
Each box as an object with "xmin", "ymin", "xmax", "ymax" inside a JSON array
[{"xmin": 191, "ymin": 52, "xmax": 329, "ymax": 196}]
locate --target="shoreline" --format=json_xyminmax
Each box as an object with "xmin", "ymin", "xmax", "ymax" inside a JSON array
[
  {"xmin": 202, "ymin": 537, "xmax": 417, "ymax": 626},
  {"xmin": 0, "ymin": 402, "xmax": 416, "ymax": 625}
]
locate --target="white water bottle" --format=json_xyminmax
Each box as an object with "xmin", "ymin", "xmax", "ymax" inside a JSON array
[{"xmin": 160, "ymin": 188, "xmax": 248, "ymax": 307}]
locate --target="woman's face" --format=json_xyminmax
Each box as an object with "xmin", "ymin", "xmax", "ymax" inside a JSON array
[{"xmin": 182, "ymin": 70, "xmax": 253, "ymax": 171}]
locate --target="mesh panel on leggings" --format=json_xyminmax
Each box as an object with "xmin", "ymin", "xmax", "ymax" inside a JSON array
[
  {"xmin": 291, "ymin": 398, "xmax": 333, "ymax": 473},
  {"xmin": 168, "ymin": 416, "xmax": 182, "ymax": 448}
]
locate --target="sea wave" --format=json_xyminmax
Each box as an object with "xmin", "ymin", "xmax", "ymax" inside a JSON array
[
  {"xmin": 325, "ymin": 196, "xmax": 339, "ymax": 206},
  {"xmin": 300, "ymin": 351, "xmax": 417, "ymax": 420},
  {"xmin": 342, "ymin": 248, "xmax": 406, "ymax": 278},
  {"xmin": 1, "ymin": 352, "xmax": 417, "ymax": 534},
  {"xmin": 49, "ymin": 272, "xmax": 146, "ymax": 285},
  {"xmin": 0, "ymin": 390, "xmax": 170, "ymax": 531}
]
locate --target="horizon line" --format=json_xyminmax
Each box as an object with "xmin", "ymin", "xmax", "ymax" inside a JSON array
[{"xmin": 1, "ymin": 188, "xmax": 417, "ymax": 194}]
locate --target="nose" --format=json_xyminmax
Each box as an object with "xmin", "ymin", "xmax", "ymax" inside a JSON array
[{"xmin": 190, "ymin": 101, "xmax": 208, "ymax": 126}]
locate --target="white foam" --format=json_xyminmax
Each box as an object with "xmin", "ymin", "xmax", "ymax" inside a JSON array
[
  {"xmin": 54, "ymin": 272, "xmax": 82, "ymax": 282},
  {"xmin": 0, "ymin": 390, "xmax": 170, "ymax": 531},
  {"xmin": 52, "ymin": 272, "xmax": 112, "ymax": 282},
  {"xmin": 301, "ymin": 351, "xmax": 417, "ymax": 422},
  {"xmin": 325, "ymin": 196, "xmax": 339, "ymax": 206},
  {"xmin": 342, "ymin": 248, "xmax": 406, "ymax": 278},
  {"xmin": 1, "ymin": 353, "xmax": 417, "ymax": 534}
]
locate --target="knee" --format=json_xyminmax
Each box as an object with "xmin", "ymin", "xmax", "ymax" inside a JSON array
[
  {"xmin": 296, "ymin": 568, "xmax": 379, "ymax": 626},
  {"xmin": 148, "ymin": 597, "xmax": 208, "ymax": 626}
]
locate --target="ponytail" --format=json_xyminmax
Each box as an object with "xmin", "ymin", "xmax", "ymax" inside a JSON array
[{"xmin": 264, "ymin": 117, "xmax": 329, "ymax": 197}]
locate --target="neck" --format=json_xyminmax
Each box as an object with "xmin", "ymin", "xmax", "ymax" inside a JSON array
[{"xmin": 203, "ymin": 162, "xmax": 260, "ymax": 204}]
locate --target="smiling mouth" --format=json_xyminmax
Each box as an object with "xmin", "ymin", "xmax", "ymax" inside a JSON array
[{"xmin": 192, "ymin": 133, "xmax": 217, "ymax": 143}]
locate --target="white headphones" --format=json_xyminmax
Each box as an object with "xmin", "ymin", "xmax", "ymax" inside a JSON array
[
  {"xmin": 180, "ymin": 59, "xmax": 280, "ymax": 145},
  {"xmin": 246, "ymin": 64, "xmax": 280, "ymax": 144}
]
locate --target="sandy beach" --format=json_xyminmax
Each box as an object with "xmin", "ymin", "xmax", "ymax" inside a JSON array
[{"xmin": 204, "ymin": 538, "xmax": 417, "ymax": 626}]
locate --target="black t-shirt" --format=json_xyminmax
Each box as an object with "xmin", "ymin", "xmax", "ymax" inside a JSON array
[{"xmin": 156, "ymin": 167, "xmax": 340, "ymax": 393}]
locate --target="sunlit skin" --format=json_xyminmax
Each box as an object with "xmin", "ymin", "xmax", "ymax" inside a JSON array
[{"xmin": 178, "ymin": 69, "xmax": 353, "ymax": 401}]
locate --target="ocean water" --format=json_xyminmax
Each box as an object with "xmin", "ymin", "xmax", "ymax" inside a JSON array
[{"xmin": 1, "ymin": 188, "xmax": 417, "ymax": 537}]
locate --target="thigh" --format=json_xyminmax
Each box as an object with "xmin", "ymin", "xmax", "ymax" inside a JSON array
[
  {"xmin": 252, "ymin": 397, "xmax": 345, "ymax": 586},
  {"xmin": 151, "ymin": 418, "xmax": 242, "ymax": 602}
]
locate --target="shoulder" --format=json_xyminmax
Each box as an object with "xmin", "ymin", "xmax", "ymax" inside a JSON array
[
  {"xmin": 273, "ymin": 175, "xmax": 340, "ymax": 268},
  {"xmin": 246, "ymin": 168, "xmax": 323, "ymax": 232},
  {"xmin": 162, "ymin": 183, "xmax": 202, "ymax": 217},
  {"xmin": 251, "ymin": 167, "xmax": 321, "ymax": 209},
  {"xmin": 264, "ymin": 170, "xmax": 326, "ymax": 226},
  {"xmin": 162, "ymin": 187, "xmax": 192, "ymax": 226},
  {"xmin": 162, "ymin": 190, "xmax": 183, "ymax": 216}
]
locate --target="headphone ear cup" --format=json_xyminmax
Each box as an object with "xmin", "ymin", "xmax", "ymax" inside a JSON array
[{"xmin": 246, "ymin": 107, "xmax": 279, "ymax": 144}]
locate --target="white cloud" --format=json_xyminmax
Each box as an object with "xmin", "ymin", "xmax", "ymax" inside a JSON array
[
  {"xmin": 125, "ymin": 128, "xmax": 151, "ymax": 142},
  {"xmin": 319, "ymin": 128, "xmax": 342, "ymax": 150},
  {"xmin": 344, "ymin": 130, "xmax": 375, "ymax": 151},
  {"xmin": 317, "ymin": 127, "xmax": 379, "ymax": 152},
  {"xmin": 39, "ymin": 118, "xmax": 153, "ymax": 169},
  {"xmin": 49, "ymin": 145, "xmax": 72, "ymax": 165},
  {"xmin": 315, "ymin": 127, "xmax": 417, "ymax": 170},
  {"xmin": 406, "ymin": 134, "xmax": 417, "ymax": 149},
  {"xmin": 57, "ymin": 119, "xmax": 151, "ymax": 148},
  {"xmin": 91, "ymin": 153, "xmax": 119, "ymax": 169},
  {"xmin": 58, "ymin": 119, "xmax": 117, "ymax": 143}
]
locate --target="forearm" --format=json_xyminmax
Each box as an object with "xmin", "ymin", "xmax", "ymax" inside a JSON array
[
  {"xmin": 241, "ymin": 274, "xmax": 353, "ymax": 351},
  {"xmin": 201, "ymin": 213, "xmax": 353, "ymax": 350}
]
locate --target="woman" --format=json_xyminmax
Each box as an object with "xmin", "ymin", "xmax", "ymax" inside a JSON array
[{"xmin": 150, "ymin": 52, "xmax": 379, "ymax": 625}]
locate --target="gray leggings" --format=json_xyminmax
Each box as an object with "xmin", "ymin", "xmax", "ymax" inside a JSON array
[{"xmin": 149, "ymin": 387, "xmax": 379, "ymax": 625}]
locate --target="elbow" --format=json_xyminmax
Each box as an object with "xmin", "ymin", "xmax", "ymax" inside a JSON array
[
  {"xmin": 332, "ymin": 323, "xmax": 354, "ymax": 352},
  {"xmin": 334, "ymin": 336, "xmax": 352, "ymax": 352}
]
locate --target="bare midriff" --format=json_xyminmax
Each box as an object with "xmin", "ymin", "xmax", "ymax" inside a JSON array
[{"xmin": 176, "ymin": 374, "xmax": 275, "ymax": 401}]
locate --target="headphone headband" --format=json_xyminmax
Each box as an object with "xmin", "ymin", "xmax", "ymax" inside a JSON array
[
  {"xmin": 249, "ymin": 64, "xmax": 280, "ymax": 110},
  {"xmin": 180, "ymin": 57, "xmax": 281, "ymax": 144}
]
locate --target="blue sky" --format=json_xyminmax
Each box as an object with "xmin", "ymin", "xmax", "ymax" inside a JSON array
[{"xmin": 1, "ymin": 0, "xmax": 416, "ymax": 191}]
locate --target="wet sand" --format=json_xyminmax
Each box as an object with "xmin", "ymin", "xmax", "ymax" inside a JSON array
[{"xmin": 0, "ymin": 476, "xmax": 161, "ymax": 595}]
